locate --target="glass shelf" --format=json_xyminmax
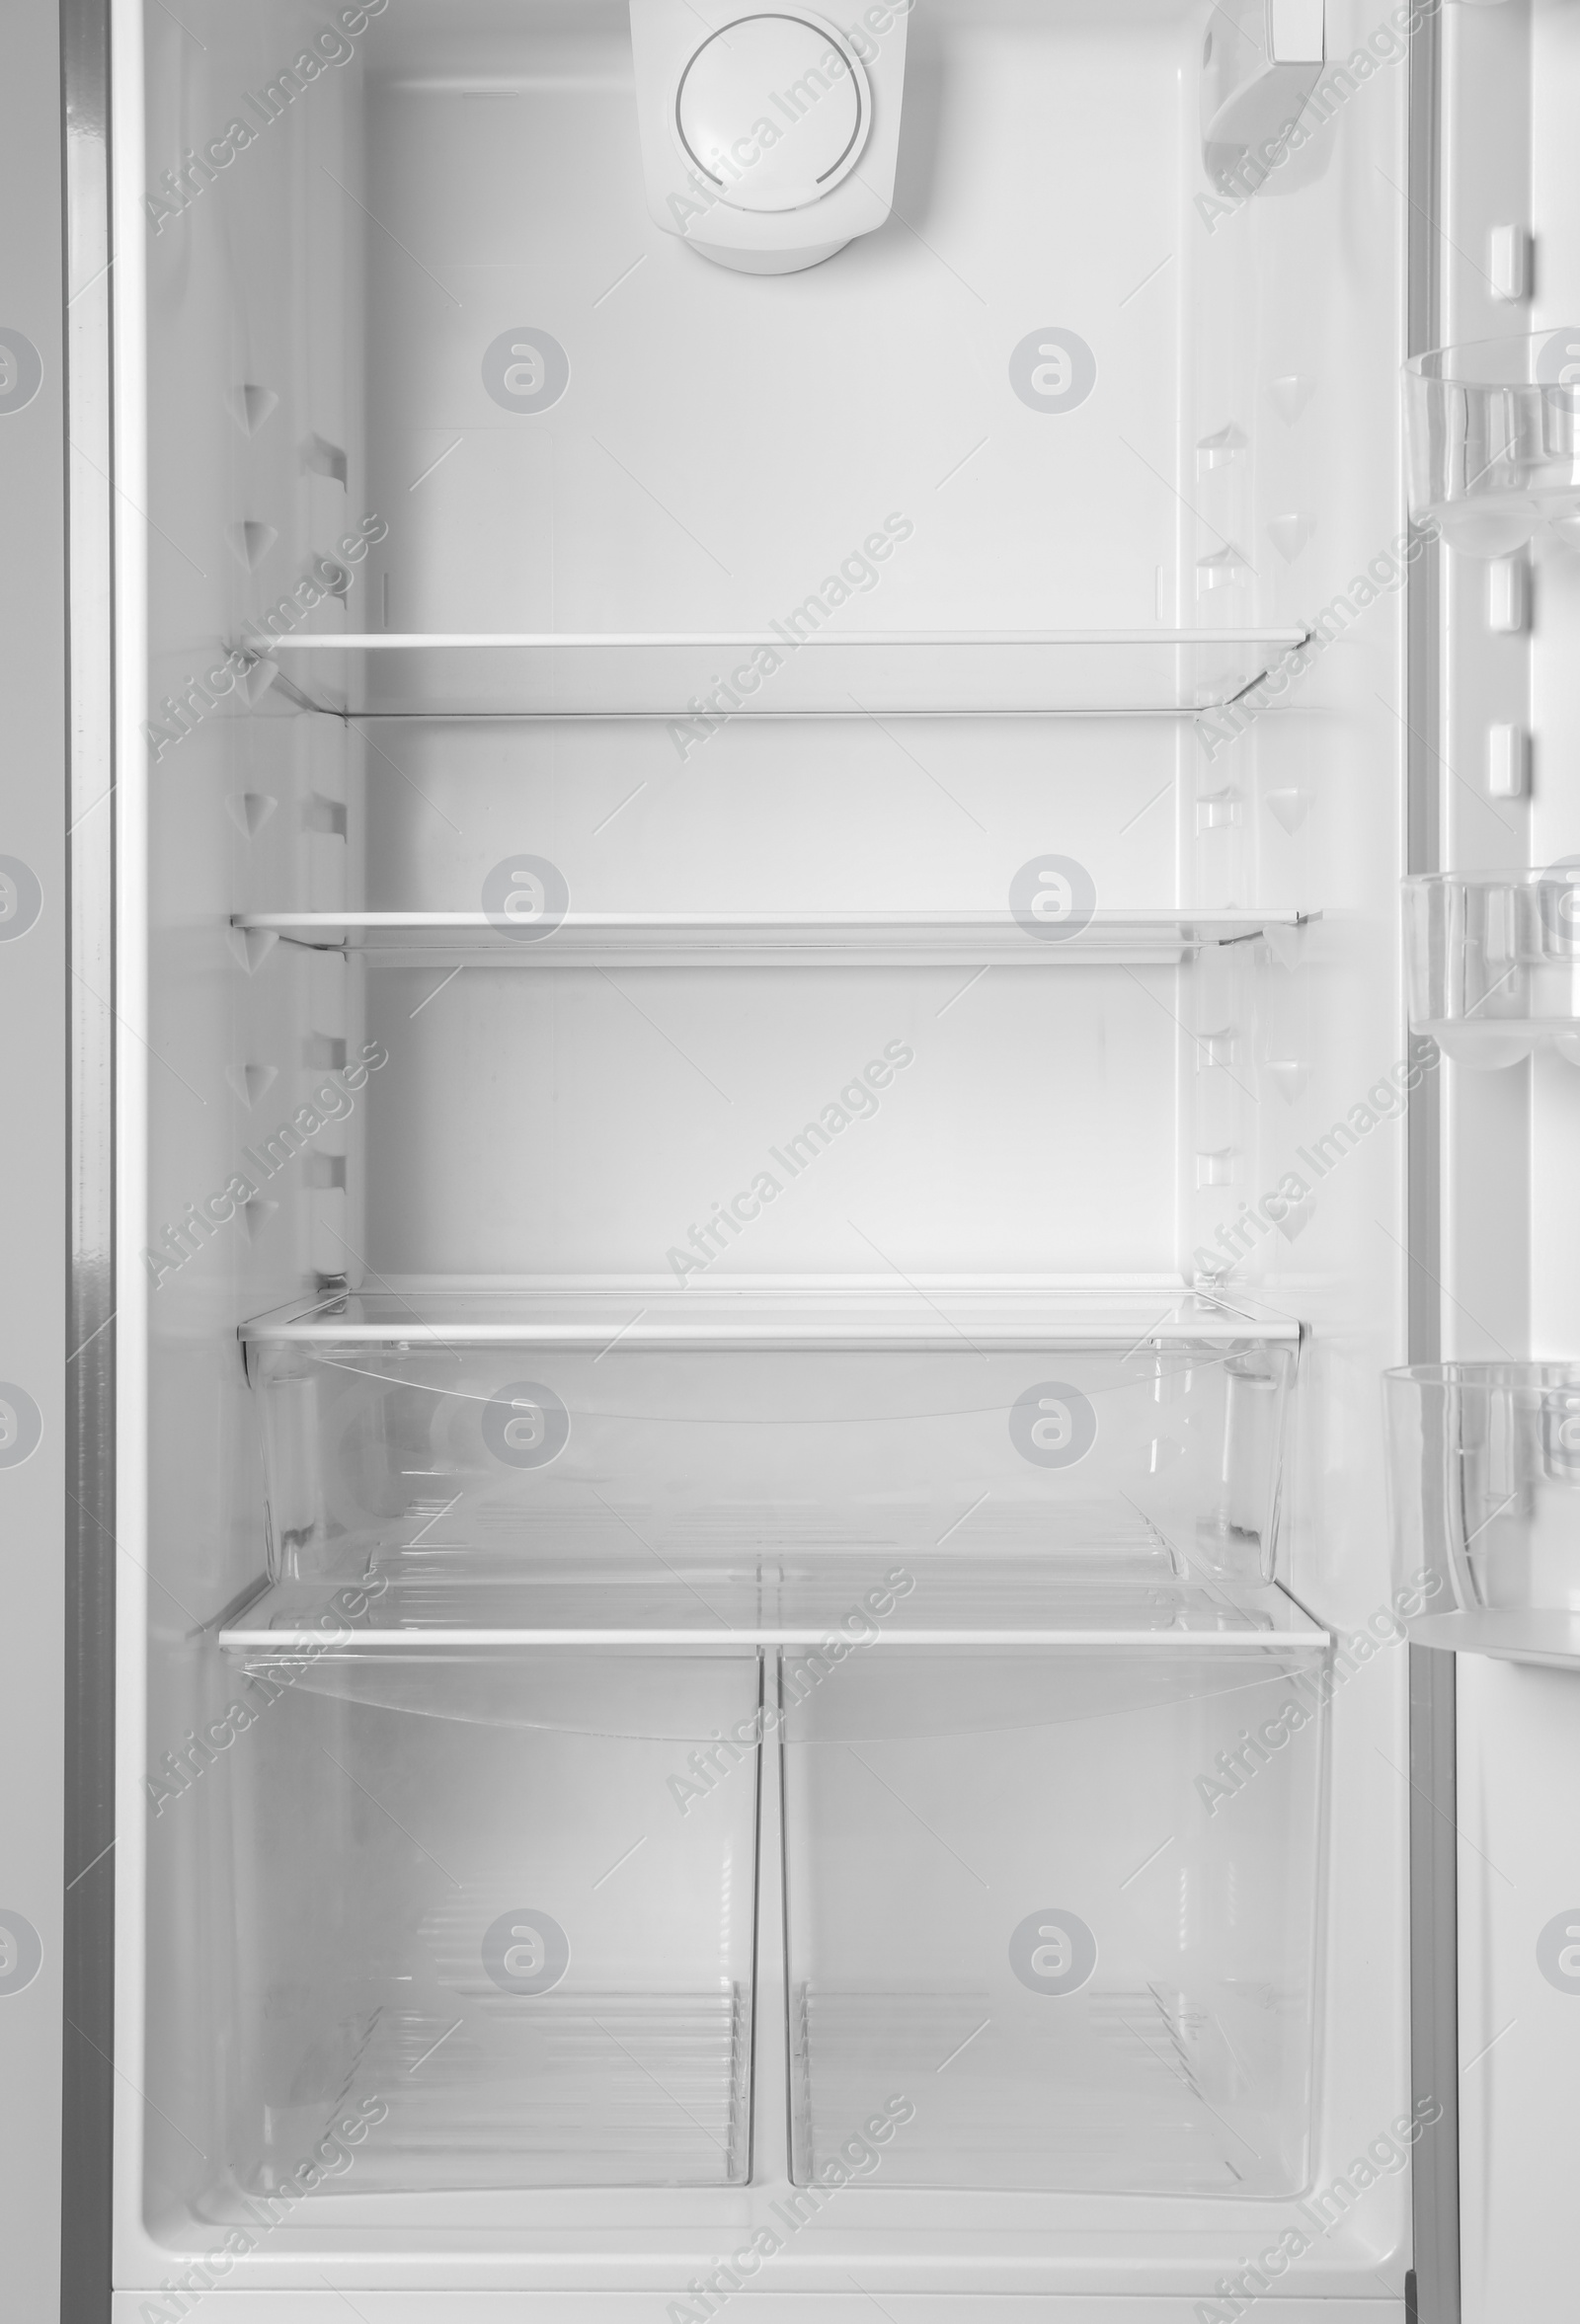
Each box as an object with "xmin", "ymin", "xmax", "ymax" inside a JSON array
[
  {"xmin": 241, "ymin": 1278, "xmax": 1304, "ymax": 1350},
  {"xmin": 217, "ymin": 1552, "xmax": 1330, "ymax": 1656},
  {"xmin": 234, "ymin": 908, "xmax": 1309, "ymax": 969},
  {"xmin": 1386, "ymin": 1361, "xmax": 1580, "ymax": 1667},
  {"xmin": 1405, "ymin": 332, "xmax": 1580, "ymax": 557},
  {"xmin": 1404, "ymin": 871, "xmax": 1580, "ymax": 1066},
  {"xmin": 247, "ymin": 629, "xmax": 1311, "ymax": 720}
]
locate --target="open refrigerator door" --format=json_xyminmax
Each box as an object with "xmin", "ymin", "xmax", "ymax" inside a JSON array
[{"xmin": 1384, "ymin": 3, "xmax": 1580, "ymax": 2318}]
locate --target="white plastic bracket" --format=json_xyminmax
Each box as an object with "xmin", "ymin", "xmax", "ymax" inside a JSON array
[
  {"xmin": 1488, "ymin": 223, "xmax": 1532, "ymax": 303},
  {"xmin": 1487, "ymin": 555, "xmax": 1528, "ymax": 634},
  {"xmin": 1488, "ymin": 724, "xmax": 1530, "ymax": 800},
  {"xmin": 1203, "ymin": 2, "xmax": 1325, "ymax": 193},
  {"xmin": 1268, "ymin": 0, "xmax": 1324, "ymax": 66}
]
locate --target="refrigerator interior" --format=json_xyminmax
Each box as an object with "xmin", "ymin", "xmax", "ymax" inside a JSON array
[{"xmin": 116, "ymin": 0, "xmax": 1419, "ymax": 2305}]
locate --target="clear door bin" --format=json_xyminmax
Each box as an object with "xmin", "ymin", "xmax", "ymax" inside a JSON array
[
  {"xmin": 1405, "ymin": 331, "xmax": 1580, "ymax": 556},
  {"xmin": 1404, "ymin": 871, "xmax": 1580, "ymax": 1067},
  {"xmin": 241, "ymin": 1289, "xmax": 1298, "ymax": 1631},
  {"xmin": 213, "ymin": 1650, "xmax": 760, "ymax": 2196},
  {"xmin": 780, "ymin": 1644, "xmax": 1326, "ymax": 2196},
  {"xmin": 1385, "ymin": 1364, "xmax": 1580, "ymax": 1666}
]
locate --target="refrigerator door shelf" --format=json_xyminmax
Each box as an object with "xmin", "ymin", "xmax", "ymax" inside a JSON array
[
  {"xmin": 782, "ymin": 1643, "xmax": 1325, "ymax": 2197},
  {"xmin": 1405, "ymin": 871, "xmax": 1580, "ymax": 1066},
  {"xmin": 245, "ymin": 629, "xmax": 1312, "ymax": 720},
  {"xmin": 214, "ymin": 1651, "xmax": 761, "ymax": 2196},
  {"xmin": 1404, "ymin": 331, "xmax": 1580, "ymax": 556},
  {"xmin": 1385, "ymin": 1363, "xmax": 1580, "ymax": 1666},
  {"xmin": 1404, "ymin": 1607, "xmax": 1580, "ymax": 1667},
  {"xmin": 234, "ymin": 908, "xmax": 1314, "ymax": 969}
]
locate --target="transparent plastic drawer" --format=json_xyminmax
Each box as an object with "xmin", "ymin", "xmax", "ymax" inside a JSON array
[
  {"xmin": 216, "ymin": 1650, "xmax": 761, "ymax": 2194},
  {"xmin": 1404, "ymin": 871, "xmax": 1580, "ymax": 1067},
  {"xmin": 779, "ymin": 1643, "xmax": 1326, "ymax": 2196},
  {"xmin": 243, "ymin": 1289, "xmax": 1299, "ymax": 1623},
  {"xmin": 1385, "ymin": 1362, "xmax": 1580, "ymax": 1666}
]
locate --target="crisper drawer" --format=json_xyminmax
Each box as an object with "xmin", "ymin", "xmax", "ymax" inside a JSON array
[
  {"xmin": 217, "ymin": 1648, "xmax": 761, "ymax": 2195},
  {"xmin": 780, "ymin": 1644, "xmax": 1326, "ymax": 2197},
  {"xmin": 243, "ymin": 1286, "xmax": 1299, "ymax": 1595}
]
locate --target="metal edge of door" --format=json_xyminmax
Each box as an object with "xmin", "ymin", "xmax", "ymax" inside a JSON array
[
  {"xmin": 1405, "ymin": 4, "xmax": 1459, "ymax": 2321},
  {"xmin": 61, "ymin": 0, "xmax": 117, "ymax": 2316},
  {"xmin": 0, "ymin": 0, "xmax": 71, "ymax": 2311}
]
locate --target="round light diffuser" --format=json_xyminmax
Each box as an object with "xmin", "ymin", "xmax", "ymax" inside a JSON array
[{"xmin": 674, "ymin": 12, "xmax": 872, "ymax": 214}]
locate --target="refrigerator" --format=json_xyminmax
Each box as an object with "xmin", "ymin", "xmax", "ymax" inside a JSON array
[{"xmin": 11, "ymin": 0, "xmax": 1580, "ymax": 2316}]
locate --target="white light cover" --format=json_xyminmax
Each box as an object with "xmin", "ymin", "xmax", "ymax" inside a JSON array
[{"xmin": 674, "ymin": 13, "xmax": 871, "ymax": 214}]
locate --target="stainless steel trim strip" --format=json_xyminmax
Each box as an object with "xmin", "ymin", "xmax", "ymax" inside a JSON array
[
  {"xmin": 1406, "ymin": 4, "xmax": 1460, "ymax": 2318},
  {"xmin": 61, "ymin": 0, "xmax": 116, "ymax": 2314}
]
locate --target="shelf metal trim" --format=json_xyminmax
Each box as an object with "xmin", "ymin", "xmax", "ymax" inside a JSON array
[
  {"xmin": 238, "ymin": 1278, "xmax": 1305, "ymax": 1348},
  {"xmin": 254, "ymin": 629, "xmax": 1312, "ymax": 650},
  {"xmin": 231, "ymin": 908, "xmax": 1314, "ymax": 968},
  {"xmin": 237, "ymin": 627, "xmax": 1313, "ymax": 721},
  {"xmin": 217, "ymin": 1623, "xmax": 1333, "ymax": 1651}
]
